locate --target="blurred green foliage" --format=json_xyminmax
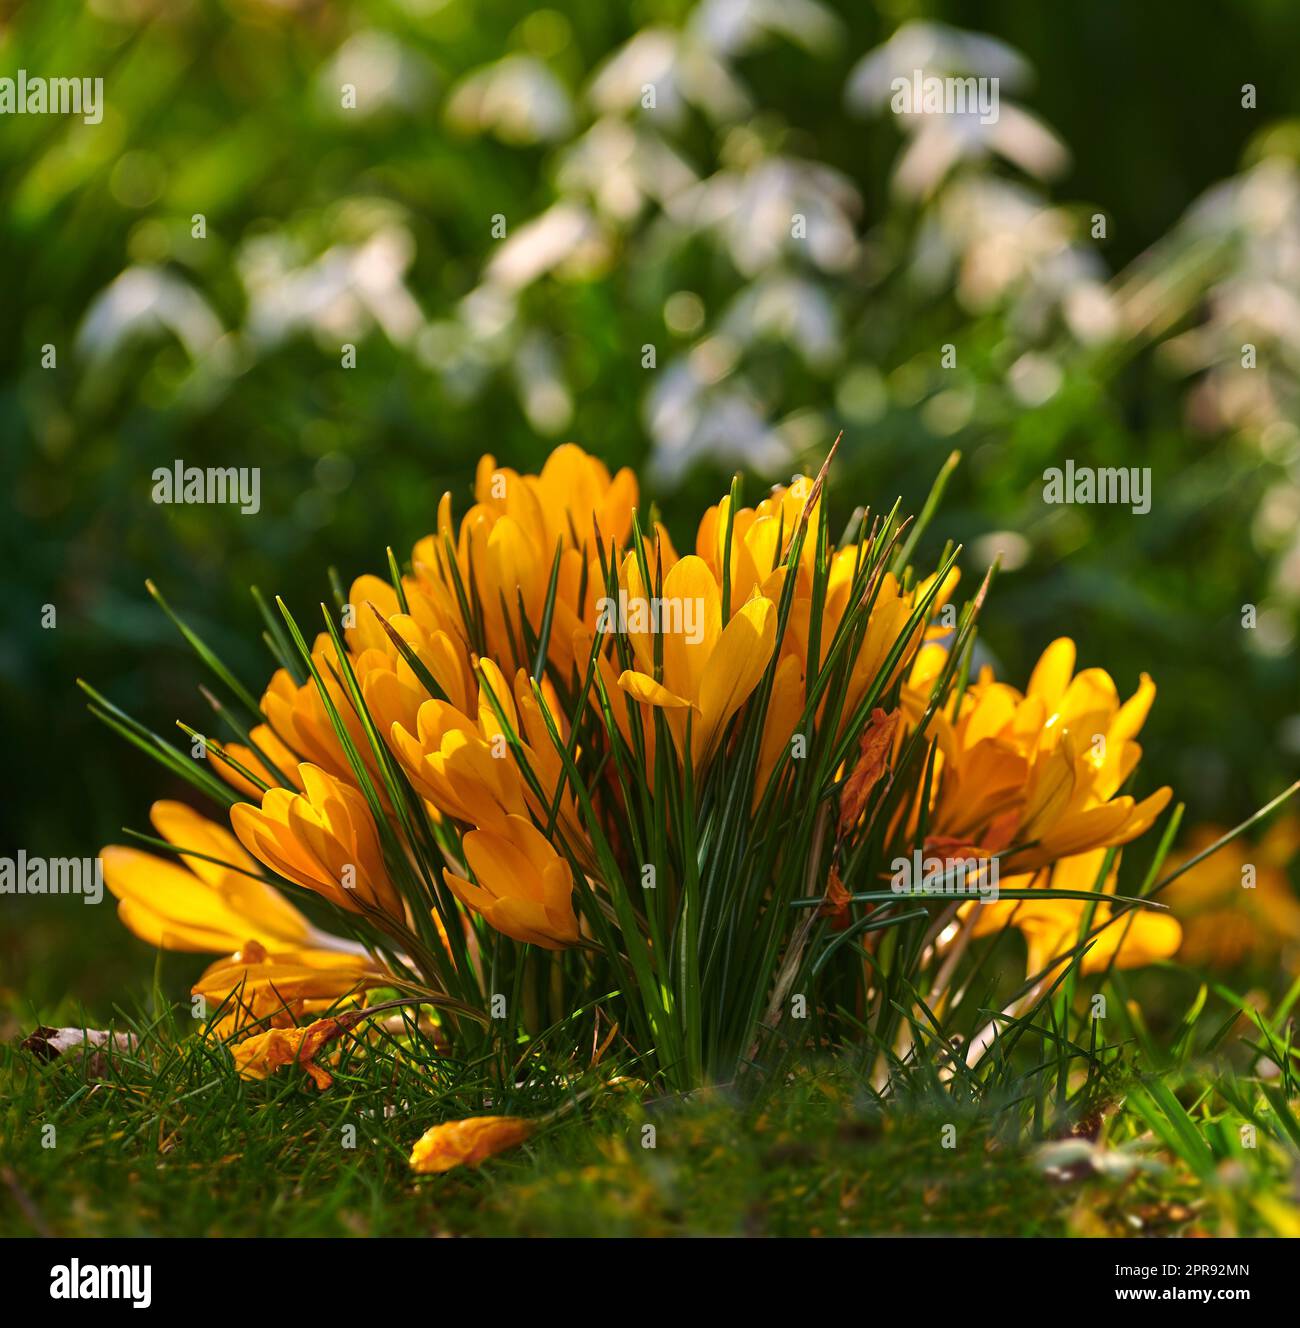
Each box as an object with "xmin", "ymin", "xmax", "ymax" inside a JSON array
[{"xmin": 2, "ymin": 0, "xmax": 1298, "ymax": 1014}]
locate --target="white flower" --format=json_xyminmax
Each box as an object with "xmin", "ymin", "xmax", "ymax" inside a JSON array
[
  {"xmin": 669, "ymin": 157, "xmax": 860, "ymax": 276},
  {"xmin": 557, "ymin": 118, "xmax": 697, "ymax": 221},
  {"xmin": 240, "ymin": 224, "xmax": 424, "ymax": 348},
  {"xmin": 446, "ymin": 55, "xmax": 573, "ymax": 144},
  {"xmin": 720, "ymin": 273, "xmax": 841, "ymax": 367},
  {"xmin": 484, "ymin": 202, "xmax": 606, "ymax": 291},
  {"xmin": 319, "ymin": 30, "xmax": 437, "ymax": 118},
  {"xmin": 77, "ymin": 267, "xmax": 224, "ymax": 363},
  {"xmin": 588, "ymin": 28, "xmax": 750, "ymax": 126},
  {"xmin": 688, "ymin": 0, "xmax": 843, "ymax": 58},
  {"xmin": 845, "ymin": 20, "xmax": 1030, "ymax": 111},
  {"xmin": 646, "ymin": 358, "xmax": 789, "ymax": 482}
]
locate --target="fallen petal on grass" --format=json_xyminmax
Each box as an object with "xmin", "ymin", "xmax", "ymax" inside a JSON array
[{"xmin": 409, "ymin": 1116, "xmax": 535, "ymax": 1174}]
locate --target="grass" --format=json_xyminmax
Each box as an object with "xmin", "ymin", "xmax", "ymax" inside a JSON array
[{"xmin": 4, "ymin": 990, "xmax": 1298, "ymax": 1238}]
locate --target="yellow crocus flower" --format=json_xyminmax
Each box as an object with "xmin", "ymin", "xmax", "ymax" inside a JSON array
[
  {"xmin": 968, "ymin": 849, "xmax": 1182, "ymax": 979},
  {"xmin": 616, "ymin": 553, "xmax": 777, "ymax": 766},
  {"xmin": 260, "ymin": 639, "xmax": 363, "ymax": 784},
  {"xmin": 231, "ymin": 764, "xmax": 404, "ymax": 924},
  {"xmin": 696, "ymin": 475, "xmax": 822, "ymax": 608},
  {"xmin": 443, "ymin": 813, "xmax": 580, "ymax": 950},
  {"xmin": 102, "ymin": 800, "xmax": 339, "ymax": 954},
  {"xmin": 346, "ymin": 573, "xmax": 475, "ymax": 720},
  {"xmin": 208, "ymin": 723, "xmax": 304, "ymax": 800},
  {"xmin": 411, "ymin": 443, "xmax": 638, "ymax": 675},
  {"xmin": 1162, "ymin": 818, "xmax": 1300, "ymax": 968},
  {"xmin": 193, "ymin": 938, "xmax": 384, "ymax": 1007},
  {"xmin": 904, "ymin": 637, "xmax": 1172, "ymax": 871},
  {"xmin": 389, "ymin": 659, "xmax": 531, "ymax": 832}
]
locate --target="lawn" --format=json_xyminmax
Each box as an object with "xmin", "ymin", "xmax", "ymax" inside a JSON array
[{"xmin": 4, "ymin": 988, "xmax": 1298, "ymax": 1239}]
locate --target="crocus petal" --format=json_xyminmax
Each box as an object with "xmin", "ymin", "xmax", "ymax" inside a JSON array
[
  {"xmin": 660, "ymin": 555, "xmax": 722, "ymax": 705},
  {"xmin": 1026, "ymin": 638, "xmax": 1076, "ymax": 710},
  {"xmin": 617, "ymin": 670, "xmax": 693, "ymax": 710},
  {"xmin": 694, "ymin": 595, "xmax": 777, "ymax": 762},
  {"xmin": 409, "ymin": 1116, "xmax": 534, "ymax": 1173}
]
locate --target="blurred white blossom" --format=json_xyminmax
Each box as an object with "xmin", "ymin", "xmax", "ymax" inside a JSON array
[
  {"xmin": 319, "ymin": 30, "xmax": 437, "ymax": 118},
  {"xmin": 557, "ymin": 118, "xmax": 698, "ymax": 222},
  {"xmin": 845, "ymin": 21, "xmax": 1031, "ymax": 107},
  {"xmin": 446, "ymin": 55, "xmax": 573, "ymax": 145},
  {"xmin": 511, "ymin": 331, "xmax": 573, "ymax": 434},
  {"xmin": 239, "ymin": 224, "xmax": 425, "ymax": 348},
  {"xmin": 847, "ymin": 20, "xmax": 1065, "ymax": 199},
  {"xmin": 1123, "ymin": 158, "xmax": 1300, "ymax": 435},
  {"xmin": 77, "ymin": 266, "xmax": 225, "ymax": 363},
  {"xmin": 588, "ymin": 27, "xmax": 751, "ymax": 126},
  {"xmin": 913, "ymin": 177, "xmax": 1114, "ymax": 342},
  {"xmin": 720, "ymin": 273, "xmax": 841, "ymax": 367},
  {"xmin": 646, "ymin": 356, "xmax": 789, "ymax": 483},
  {"xmin": 668, "ymin": 155, "xmax": 860, "ymax": 276},
  {"xmin": 689, "ymin": 0, "xmax": 843, "ymax": 58},
  {"xmin": 889, "ymin": 103, "xmax": 1068, "ymax": 199},
  {"xmin": 484, "ymin": 202, "xmax": 607, "ymax": 290}
]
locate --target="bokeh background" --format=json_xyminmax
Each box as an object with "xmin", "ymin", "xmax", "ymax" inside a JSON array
[{"xmin": 3, "ymin": 0, "xmax": 1298, "ymax": 1016}]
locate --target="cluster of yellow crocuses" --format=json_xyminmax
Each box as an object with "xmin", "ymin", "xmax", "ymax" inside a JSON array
[{"xmin": 98, "ymin": 442, "xmax": 1184, "ymax": 1170}]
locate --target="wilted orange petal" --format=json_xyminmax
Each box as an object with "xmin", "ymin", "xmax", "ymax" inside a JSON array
[{"xmin": 409, "ymin": 1116, "xmax": 534, "ymax": 1174}]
